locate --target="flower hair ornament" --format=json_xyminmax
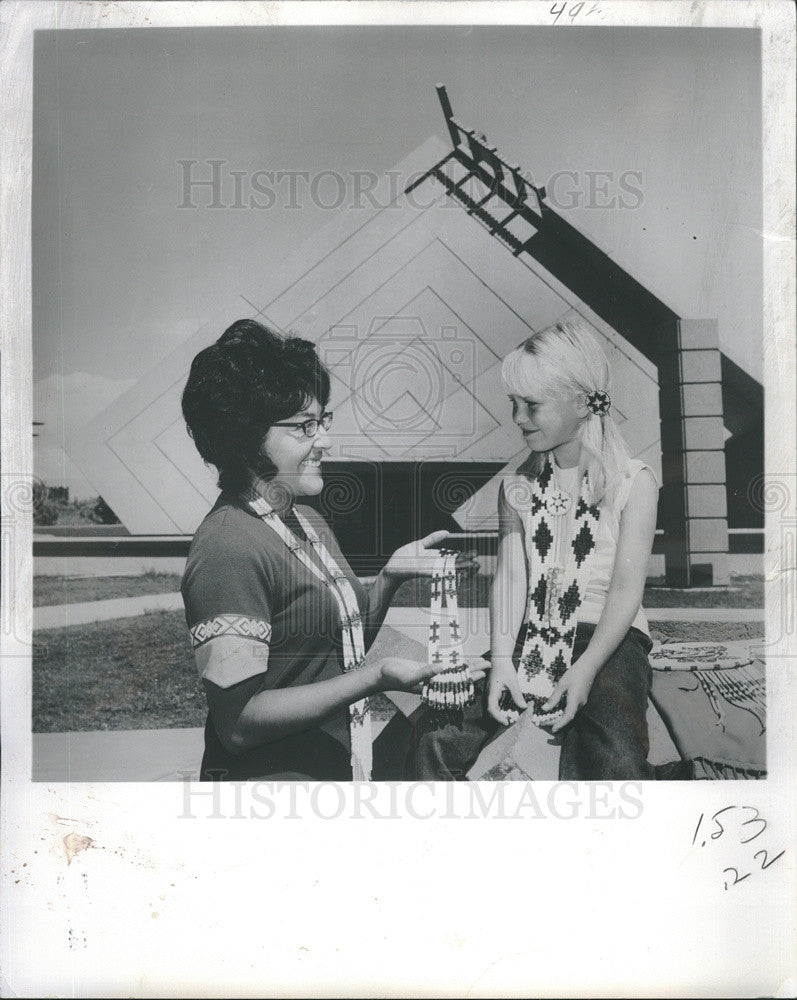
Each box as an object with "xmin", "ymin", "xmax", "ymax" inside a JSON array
[{"xmin": 585, "ymin": 389, "xmax": 611, "ymax": 416}]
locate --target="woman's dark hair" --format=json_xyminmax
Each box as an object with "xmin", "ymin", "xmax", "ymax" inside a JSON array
[{"xmin": 181, "ymin": 318, "xmax": 331, "ymax": 493}]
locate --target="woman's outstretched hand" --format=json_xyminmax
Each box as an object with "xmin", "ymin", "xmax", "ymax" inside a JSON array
[
  {"xmin": 377, "ymin": 656, "xmax": 488, "ymax": 693},
  {"xmin": 376, "ymin": 656, "xmax": 439, "ymax": 692},
  {"xmin": 382, "ymin": 530, "xmax": 479, "ymax": 583}
]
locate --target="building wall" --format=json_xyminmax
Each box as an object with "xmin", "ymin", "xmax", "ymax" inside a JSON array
[
  {"xmin": 65, "ymin": 137, "xmax": 761, "ymax": 580},
  {"xmin": 69, "ymin": 138, "xmax": 662, "ymax": 537}
]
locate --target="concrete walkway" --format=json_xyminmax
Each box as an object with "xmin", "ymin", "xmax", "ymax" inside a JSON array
[
  {"xmin": 34, "ymin": 592, "xmax": 184, "ymax": 629},
  {"xmin": 33, "ymin": 726, "xmax": 204, "ymax": 782},
  {"xmin": 32, "ymin": 709, "xmax": 680, "ymax": 782},
  {"xmin": 33, "ymin": 592, "xmax": 767, "ymax": 630}
]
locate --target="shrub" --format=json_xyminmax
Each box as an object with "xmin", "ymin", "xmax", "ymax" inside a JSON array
[
  {"xmin": 32, "ymin": 480, "xmax": 59, "ymax": 526},
  {"xmin": 90, "ymin": 497, "xmax": 121, "ymax": 524}
]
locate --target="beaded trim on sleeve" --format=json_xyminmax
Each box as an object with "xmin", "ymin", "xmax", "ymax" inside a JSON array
[{"xmin": 189, "ymin": 614, "xmax": 272, "ymax": 650}]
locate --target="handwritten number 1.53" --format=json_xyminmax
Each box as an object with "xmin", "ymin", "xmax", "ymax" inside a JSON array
[
  {"xmin": 692, "ymin": 806, "xmax": 767, "ymax": 847},
  {"xmin": 691, "ymin": 807, "xmax": 785, "ymax": 890}
]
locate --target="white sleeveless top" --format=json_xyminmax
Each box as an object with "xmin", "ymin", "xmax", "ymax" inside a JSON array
[{"xmin": 503, "ymin": 459, "xmax": 657, "ymax": 637}]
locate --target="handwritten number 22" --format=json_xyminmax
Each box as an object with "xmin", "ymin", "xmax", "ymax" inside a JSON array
[
  {"xmin": 723, "ymin": 850, "xmax": 785, "ymax": 889},
  {"xmin": 722, "ymin": 867, "xmax": 751, "ymax": 890},
  {"xmin": 754, "ymin": 849, "xmax": 785, "ymax": 870}
]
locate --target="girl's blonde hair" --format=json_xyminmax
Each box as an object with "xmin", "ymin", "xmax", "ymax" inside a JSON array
[{"xmin": 501, "ymin": 318, "xmax": 631, "ymax": 504}]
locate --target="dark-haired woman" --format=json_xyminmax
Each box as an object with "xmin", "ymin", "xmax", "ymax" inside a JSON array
[{"xmin": 181, "ymin": 319, "xmax": 478, "ymax": 781}]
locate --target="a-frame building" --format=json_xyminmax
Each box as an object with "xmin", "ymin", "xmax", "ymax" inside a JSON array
[{"xmin": 69, "ymin": 87, "xmax": 762, "ymax": 586}]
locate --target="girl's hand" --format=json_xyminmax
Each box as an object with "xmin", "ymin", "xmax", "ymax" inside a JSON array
[
  {"xmin": 487, "ymin": 658, "xmax": 526, "ymax": 725},
  {"xmin": 382, "ymin": 531, "xmax": 479, "ymax": 583},
  {"xmin": 467, "ymin": 660, "xmax": 489, "ymax": 685},
  {"xmin": 543, "ymin": 660, "xmax": 596, "ymax": 733}
]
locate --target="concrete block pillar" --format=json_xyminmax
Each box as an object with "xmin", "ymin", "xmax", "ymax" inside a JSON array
[{"xmin": 656, "ymin": 318, "xmax": 729, "ymax": 586}]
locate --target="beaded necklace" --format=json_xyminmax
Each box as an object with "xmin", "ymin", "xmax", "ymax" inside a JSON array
[
  {"xmin": 422, "ymin": 548, "xmax": 475, "ymax": 711},
  {"xmin": 248, "ymin": 495, "xmax": 372, "ymax": 780},
  {"xmin": 512, "ymin": 457, "xmax": 601, "ymax": 725}
]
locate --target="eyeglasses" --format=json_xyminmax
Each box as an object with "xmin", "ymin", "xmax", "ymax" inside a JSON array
[{"xmin": 271, "ymin": 411, "xmax": 333, "ymax": 438}]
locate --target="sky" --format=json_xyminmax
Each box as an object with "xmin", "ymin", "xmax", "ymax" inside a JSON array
[{"xmin": 31, "ymin": 25, "xmax": 762, "ymax": 497}]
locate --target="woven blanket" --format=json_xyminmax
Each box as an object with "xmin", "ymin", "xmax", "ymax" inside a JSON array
[{"xmin": 649, "ymin": 641, "xmax": 766, "ymax": 780}]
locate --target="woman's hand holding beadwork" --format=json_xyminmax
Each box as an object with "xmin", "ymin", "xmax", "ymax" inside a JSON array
[
  {"xmin": 382, "ymin": 531, "xmax": 478, "ymax": 582},
  {"xmin": 376, "ymin": 656, "xmax": 440, "ymax": 692}
]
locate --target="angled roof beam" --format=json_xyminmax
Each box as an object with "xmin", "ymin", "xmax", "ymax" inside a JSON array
[
  {"xmin": 435, "ymin": 86, "xmax": 678, "ymax": 355},
  {"xmin": 435, "ymin": 83, "xmax": 462, "ymax": 149},
  {"xmin": 436, "ymin": 85, "xmax": 545, "ymax": 216}
]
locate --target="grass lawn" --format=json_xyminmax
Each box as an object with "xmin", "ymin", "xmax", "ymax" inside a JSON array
[
  {"xmin": 32, "ymin": 570, "xmax": 767, "ymax": 731},
  {"xmin": 33, "ymin": 603, "xmax": 765, "ymax": 734},
  {"xmin": 34, "ymin": 610, "xmax": 205, "ymax": 733},
  {"xmin": 34, "ymin": 572, "xmax": 765, "ymax": 609},
  {"xmin": 643, "ymin": 576, "xmax": 764, "ymax": 607},
  {"xmin": 34, "ymin": 522, "xmax": 131, "ymax": 535}
]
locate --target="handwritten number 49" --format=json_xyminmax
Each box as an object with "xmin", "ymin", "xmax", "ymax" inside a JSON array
[{"xmin": 550, "ymin": 2, "xmax": 601, "ymax": 24}]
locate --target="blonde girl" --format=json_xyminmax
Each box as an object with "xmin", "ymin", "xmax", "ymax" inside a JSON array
[
  {"xmin": 414, "ymin": 318, "xmax": 659, "ymax": 780},
  {"xmin": 488, "ymin": 319, "xmax": 660, "ymax": 778}
]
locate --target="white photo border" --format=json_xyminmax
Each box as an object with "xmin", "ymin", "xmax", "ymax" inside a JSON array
[{"xmin": 2, "ymin": 2, "xmax": 795, "ymax": 997}]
